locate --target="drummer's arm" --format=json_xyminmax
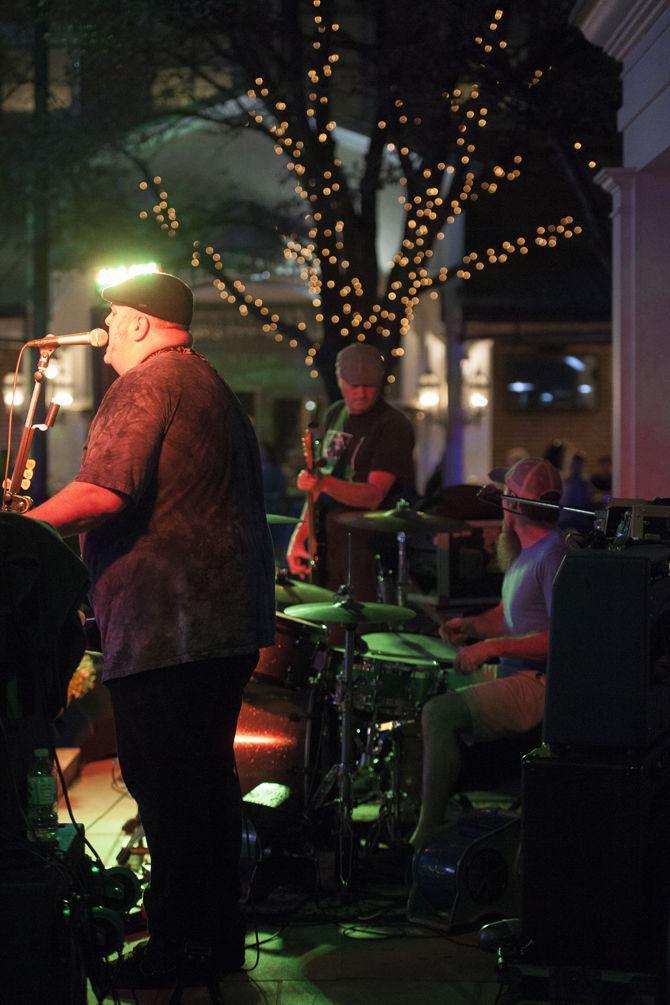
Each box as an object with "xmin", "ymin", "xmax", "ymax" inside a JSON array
[
  {"xmin": 297, "ymin": 469, "xmax": 395, "ymax": 510},
  {"xmin": 454, "ymin": 630, "xmax": 548, "ymax": 673},
  {"xmin": 468, "ymin": 602, "xmax": 508, "ymax": 639},
  {"xmin": 441, "ymin": 602, "xmax": 507, "ymax": 644}
]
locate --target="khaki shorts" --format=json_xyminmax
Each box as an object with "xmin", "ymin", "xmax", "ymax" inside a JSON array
[{"xmin": 457, "ymin": 668, "xmax": 546, "ymax": 742}]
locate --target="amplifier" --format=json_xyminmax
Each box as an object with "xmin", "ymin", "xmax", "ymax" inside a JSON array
[
  {"xmin": 521, "ymin": 741, "xmax": 670, "ymax": 974},
  {"xmin": 544, "ymin": 543, "xmax": 670, "ymax": 749}
]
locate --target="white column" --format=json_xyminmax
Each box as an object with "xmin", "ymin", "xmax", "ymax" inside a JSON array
[{"xmin": 598, "ymin": 167, "xmax": 670, "ymax": 499}]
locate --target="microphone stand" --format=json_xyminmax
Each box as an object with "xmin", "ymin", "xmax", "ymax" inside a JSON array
[
  {"xmin": 2, "ymin": 347, "xmax": 61, "ymax": 513},
  {"xmin": 477, "ymin": 485, "xmax": 596, "ymax": 519}
]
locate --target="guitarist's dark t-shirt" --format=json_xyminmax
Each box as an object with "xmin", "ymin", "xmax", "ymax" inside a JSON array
[
  {"xmin": 76, "ymin": 350, "xmax": 275, "ymax": 682},
  {"xmin": 315, "ymin": 396, "xmax": 416, "ymax": 596}
]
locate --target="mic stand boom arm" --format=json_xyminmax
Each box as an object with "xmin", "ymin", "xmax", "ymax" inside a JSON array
[
  {"xmin": 477, "ymin": 485, "xmax": 596, "ymax": 518},
  {"xmin": 2, "ymin": 347, "xmax": 61, "ymax": 513}
]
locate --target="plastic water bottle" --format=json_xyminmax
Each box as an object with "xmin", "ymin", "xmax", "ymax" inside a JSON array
[{"xmin": 27, "ymin": 748, "xmax": 58, "ymax": 844}]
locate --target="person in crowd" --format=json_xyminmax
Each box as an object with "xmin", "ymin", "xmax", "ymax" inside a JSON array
[
  {"xmin": 589, "ymin": 454, "xmax": 613, "ymax": 505},
  {"xmin": 410, "ymin": 457, "xmax": 567, "ymax": 850},
  {"xmin": 558, "ymin": 449, "xmax": 596, "ymax": 534},
  {"xmin": 26, "ymin": 271, "xmax": 275, "ymax": 989},
  {"xmin": 287, "ymin": 343, "xmax": 415, "ymax": 600}
]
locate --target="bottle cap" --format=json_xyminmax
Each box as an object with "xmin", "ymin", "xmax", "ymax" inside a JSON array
[{"xmin": 33, "ymin": 748, "xmax": 49, "ymax": 757}]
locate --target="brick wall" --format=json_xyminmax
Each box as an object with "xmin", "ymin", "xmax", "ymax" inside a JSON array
[{"xmin": 491, "ymin": 341, "xmax": 612, "ymax": 473}]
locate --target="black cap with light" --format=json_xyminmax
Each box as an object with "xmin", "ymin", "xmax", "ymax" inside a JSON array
[{"xmin": 102, "ymin": 272, "xmax": 193, "ymax": 327}]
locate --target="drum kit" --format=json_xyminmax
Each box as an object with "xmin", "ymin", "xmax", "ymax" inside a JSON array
[{"xmin": 236, "ymin": 504, "xmax": 468, "ymax": 875}]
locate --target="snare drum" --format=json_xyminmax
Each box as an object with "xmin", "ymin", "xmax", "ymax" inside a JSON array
[
  {"xmin": 328, "ymin": 651, "xmax": 445, "ymax": 720},
  {"xmin": 254, "ymin": 613, "xmax": 326, "ymax": 689}
]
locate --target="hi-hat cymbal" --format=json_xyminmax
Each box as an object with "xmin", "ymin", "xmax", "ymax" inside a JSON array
[
  {"xmin": 335, "ymin": 505, "xmax": 468, "ymax": 534},
  {"xmin": 275, "ymin": 577, "xmax": 336, "ymax": 607},
  {"xmin": 267, "ymin": 513, "xmax": 303, "ymax": 525},
  {"xmin": 361, "ymin": 631, "xmax": 457, "ymax": 663},
  {"xmin": 284, "ymin": 599, "xmax": 415, "ymax": 625}
]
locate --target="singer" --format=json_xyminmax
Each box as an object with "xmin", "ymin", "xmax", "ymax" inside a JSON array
[{"xmin": 26, "ymin": 271, "xmax": 275, "ymax": 989}]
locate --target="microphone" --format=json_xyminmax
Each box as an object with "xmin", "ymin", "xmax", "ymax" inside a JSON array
[{"xmin": 26, "ymin": 328, "xmax": 108, "ymax": 349}]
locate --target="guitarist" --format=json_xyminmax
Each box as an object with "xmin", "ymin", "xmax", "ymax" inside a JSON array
[{"xmin": 287, "ymin": 343, "xmax": 415, "ymax": 601}]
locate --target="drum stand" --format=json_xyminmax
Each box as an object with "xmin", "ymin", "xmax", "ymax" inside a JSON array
[
  {"xmin": 332, "ymin": 585, "xmax": 359, "ymax": 888},
  {"xmin": 396, "ymin": 529, "xmax": 408, "ymax": 608}
]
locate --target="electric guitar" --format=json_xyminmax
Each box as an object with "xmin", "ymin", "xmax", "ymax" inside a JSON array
[{"xmin": 301, "ymin": 423, "xmax": 320, "ymax": 580}]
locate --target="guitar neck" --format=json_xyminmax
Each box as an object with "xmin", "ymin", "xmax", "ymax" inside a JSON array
[{"xmin": 302, "ymin": 427, "xmax": 320, "ymax": 580}]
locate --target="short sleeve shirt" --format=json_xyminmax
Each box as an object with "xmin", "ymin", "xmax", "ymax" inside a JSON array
[
  {"xmin": 498, "ymin": 530, "xmax": 568, "ymax": 678},
  {"xmin": 317, "ymin": 397, "xmax": 416, "ymax": 511},
  {"xmin": 76, "ymin": 350, "xmax": 275, "ymax": 682}
]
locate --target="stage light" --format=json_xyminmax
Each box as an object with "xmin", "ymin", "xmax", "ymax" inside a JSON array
[{"xmin": 95, "ymin": 262, "xmax": 158, "ymax": 290}]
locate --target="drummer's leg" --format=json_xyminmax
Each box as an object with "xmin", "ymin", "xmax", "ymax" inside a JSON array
[{"xmin": 409, "ymin": 690, "xmax": 473, "ymax": 849}]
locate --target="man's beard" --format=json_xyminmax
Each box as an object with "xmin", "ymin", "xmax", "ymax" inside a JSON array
[{"xmin": 496, "ymin": 522, "xmax": 523, "ymax": 571}]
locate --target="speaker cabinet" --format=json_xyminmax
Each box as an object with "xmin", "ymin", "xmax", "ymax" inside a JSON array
[
  {"xmin": 521, "ymin": 742, "xmax": 670, "ymax": 973},
  {"xmin": 544, "ymin": 544, "xmax": 670, "ymax": 749}
]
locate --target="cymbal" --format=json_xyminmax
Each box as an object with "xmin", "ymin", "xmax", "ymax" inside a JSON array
[
  {"xmin": 284, "ymin": 599, "xmax": 415, "ymax": 625},
  {"xmin": 361, "ymin": 631, "xmax": 456, "ymax": 663},
  {"xmin": 275, "ymin": 577, "xmax": 336, "ymax": 607},
  {"xmin": 335, "ymin": 505, "xmax": 468, "ymax": 534},
  {"xmin": 266, "ymin": 513, "xmax": 303, "ymax": 525}
]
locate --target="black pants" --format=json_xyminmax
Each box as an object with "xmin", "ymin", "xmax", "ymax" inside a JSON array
[{"xmin": 107, "ymin": 653, "xmax": 257, "ymax": 953}]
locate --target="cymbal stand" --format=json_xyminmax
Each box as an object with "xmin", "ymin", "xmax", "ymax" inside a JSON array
[
  {"xmin": 396, "ymin": 529, "xmax": 408, "ymax": 608},
  {"xmin": 333, "ymin": 533, "xmax": 357, "ymax": 886},
  {"xmin": 336, "ymin": 603, "xmax": 356, "ymax": 886}
]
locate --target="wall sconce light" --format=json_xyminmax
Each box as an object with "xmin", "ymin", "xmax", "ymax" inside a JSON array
[
  {"xmin": 462, "ymin": 368, "xmax": 490, "ymax": 422},
  {"xmin": 417, "ymin": 370, "xmax": 441, "ymax": 411},
  {"xmin": 3, "ymin": 373, "xmax": 26, "ymax": 409}
]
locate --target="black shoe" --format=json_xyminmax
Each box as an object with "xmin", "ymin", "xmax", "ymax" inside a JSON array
[
  {"xmin": 110, "ymin": 940, "xmax": 179, "ymax": 989},
  {"xmin": 111, "ymin": 937, "xmax": 242, "ymax": 989}
]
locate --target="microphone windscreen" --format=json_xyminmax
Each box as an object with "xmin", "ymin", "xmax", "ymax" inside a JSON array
[{"xmin": 90, "ymin": 328, "xmax": 108, "ymax": 348}]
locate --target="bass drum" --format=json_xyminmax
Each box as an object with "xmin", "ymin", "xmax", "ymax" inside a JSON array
[{"xmin": 235, "ymin": 677, "xmax": 337, "ymax": 841}]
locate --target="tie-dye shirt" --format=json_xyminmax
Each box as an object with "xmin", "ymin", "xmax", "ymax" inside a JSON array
[{"xmin": 76, "ymin": 350, "xmax": 275, "ymax": 681}]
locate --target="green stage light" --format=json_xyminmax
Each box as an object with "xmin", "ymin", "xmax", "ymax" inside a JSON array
[{"xmin": 95, "ymin": 262, "xmax": 159, "ymax": 290}]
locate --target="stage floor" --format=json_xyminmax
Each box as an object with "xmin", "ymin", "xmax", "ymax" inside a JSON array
[{"xmin": 57, "ymin": 757, "xmax": 501, "ymax": 1005}]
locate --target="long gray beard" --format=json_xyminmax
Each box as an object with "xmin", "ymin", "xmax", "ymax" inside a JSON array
[{"xmin": 496, "ymin": 523, "xmax": 523, "ymax": 571}]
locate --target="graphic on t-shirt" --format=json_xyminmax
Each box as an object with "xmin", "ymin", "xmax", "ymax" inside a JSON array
[{"xmin": 323, "ymin": 429, "xmax": 352, "ymax": 460}]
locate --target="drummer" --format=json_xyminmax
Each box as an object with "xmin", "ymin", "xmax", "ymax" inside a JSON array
[
  {"xmin": 410, "ymin": 457, "xmax": 568, "ymax": 850},
  {"xmin": 287, "ymin": 343, "xmax": 415, "ymax": 600}
]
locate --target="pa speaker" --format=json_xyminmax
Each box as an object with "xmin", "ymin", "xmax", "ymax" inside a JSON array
[
  {"xmin": 521, "ymin": 741, "xmax": 670, "ymax": 974},
  {"xmin": 544, "ymin": 544, "xmax": 670, "ymax": 749}
]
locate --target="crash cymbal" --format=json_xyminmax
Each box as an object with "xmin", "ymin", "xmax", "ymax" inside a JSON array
[
  {"xmin": 284, "ymin": 599, "xmax": 415, "ymax": 625},
  {"xmin": 361, "ymin": 631, "xmax": 457, "ymax": 664},
  {"xmin": 266, "ymin": 513, "xmax": 303, "ymax": 525},
  {"xmin": 335, "ymin": 504, "xmax": 468, "ymax": 534},
  {"xmin": 275, "ymin": 576, "xmax": 336, "ymax": 607}
]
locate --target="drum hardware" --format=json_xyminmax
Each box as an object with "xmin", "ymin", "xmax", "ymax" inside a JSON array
[
  {"xmin": 337, "ymin": 502, "xmax": 469, "ymax": 614},
  {"xmin": 283, "ymin": 596, "xmax": 416, "ymax": 626},
  {"xmin": 335, "ymin": 501, "xmax": 469, "ymax": 536},
  {"xmin": 285, "ymin": 589, "xmax": 414, "ymax": 886},
  {"xmin": 360, "ymin": 631, "xmax": 457, "ymax": 665},
  {"xmin": 274, "ymin": 569, "xmax": 336, "ymax": 609}
]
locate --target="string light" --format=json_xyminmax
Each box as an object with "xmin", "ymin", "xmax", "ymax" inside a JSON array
[{"xmin": 134, "ymin": 5, "xmax": 592, "ymax": 381}]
